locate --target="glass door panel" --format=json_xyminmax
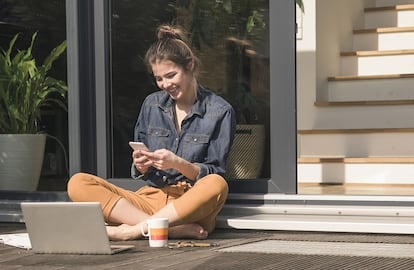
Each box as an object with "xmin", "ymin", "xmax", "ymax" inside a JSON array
[
  {"xmin": 110, "ymin": 0, "xmax": 270, "ymax": 180},
  {"xmin": 0, "ymin": 0, "xmax": 68, "ymax": 191}
]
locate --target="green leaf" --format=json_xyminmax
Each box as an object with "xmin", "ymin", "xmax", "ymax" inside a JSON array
[
  {"xmin": 0, "ymin": 32, "xmax": 67, "ymax": 134},
  {"xmin": 296, "ymin": 0, "xmax": 305, "ymax": 13}
]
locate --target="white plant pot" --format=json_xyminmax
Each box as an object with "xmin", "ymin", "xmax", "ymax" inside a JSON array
[{"xmin": 0, "ymin": 134, "xmax": 46, "ymax": 191}]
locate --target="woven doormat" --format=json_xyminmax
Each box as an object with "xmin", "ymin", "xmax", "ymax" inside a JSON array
[{"xmin": 219, "ymin": 240, "xmax": 414, "ymax": 258}]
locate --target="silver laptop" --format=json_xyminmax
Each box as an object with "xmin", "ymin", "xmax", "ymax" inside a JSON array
[{"xmin": 21, "ymin": 202, "xmax": 134, "ymax": 254}]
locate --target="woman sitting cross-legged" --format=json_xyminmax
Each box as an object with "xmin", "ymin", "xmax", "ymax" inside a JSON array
[{"xmin": 67, "ymin": 24, "xmax": 236, "ymax": 241}]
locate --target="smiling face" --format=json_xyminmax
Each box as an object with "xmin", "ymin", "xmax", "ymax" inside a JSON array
[{"xmin": 151, "ymin": 60, "xmax": 195, "ymax": 103}]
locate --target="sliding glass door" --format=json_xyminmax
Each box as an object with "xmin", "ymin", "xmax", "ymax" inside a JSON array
[{"xmin": 109, "ymin": 1, "xmax": 281, "ymax": 187}]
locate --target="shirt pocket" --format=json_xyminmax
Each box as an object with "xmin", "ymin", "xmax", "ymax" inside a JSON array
[
  {"xmin": 147, "ymin": 126, "xmax": 170, "ymax": 150},
  {"xmin": 182, "ymin": 133, "xmax": 210, "ymax": 162}
]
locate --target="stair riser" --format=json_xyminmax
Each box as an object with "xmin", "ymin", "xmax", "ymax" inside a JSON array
[
  {"xmin": 365, "ymin": 10, "xmax": 414, "ymax": 28},
  {"xmin": 299, "ymin": 133, "xmax": 414, "ymax": 157},
  {"xmin": 341, "ymin": 54, "xmax": 414, "ymax": 76},
  {"xmin": 298, "ymin": 163, "xmax": 414, "ymax": 184},
  {"xmin": 353, "ymin": 32, "xmax": 414, "ymax": 51},
  {"xmin": 328, "ymin": 78, "xmax": 414, "ymax": 101},
  {"xmin": 310, "ymin": 105, "xmax": 414, "ymax": 129}
]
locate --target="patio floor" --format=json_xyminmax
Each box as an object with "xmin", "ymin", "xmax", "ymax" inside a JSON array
[
  {"xmin": 3, "ymin": 222, "xmax": 414, "ymax": 269},
  {"xmin": 3, "ymin": 183, "xmax": 414, "ymax": 269}
]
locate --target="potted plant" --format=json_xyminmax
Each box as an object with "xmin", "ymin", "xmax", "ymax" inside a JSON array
[{"xmin": 0, "ymin": 32, "xmax": 67, "ymax": 191}]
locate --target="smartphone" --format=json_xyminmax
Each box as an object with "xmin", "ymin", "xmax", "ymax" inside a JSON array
[{"xmin": 129, "ymin": 141, "xmax": 149, "ymax": 151}]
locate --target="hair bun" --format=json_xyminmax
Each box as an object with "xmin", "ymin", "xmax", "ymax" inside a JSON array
[{"xmin": 157, "ymin": 25, "xmax": 187, "ymax": 43}]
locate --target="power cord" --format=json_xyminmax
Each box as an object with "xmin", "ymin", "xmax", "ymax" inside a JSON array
[{"xmin": 46, "ymin": 134, "xmax": 69, "ymax": 179}]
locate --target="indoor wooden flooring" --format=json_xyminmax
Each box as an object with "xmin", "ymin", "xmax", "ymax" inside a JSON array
[{"xmin": 298, "ymin": 183, "xmax": 414, "ymax": 196}]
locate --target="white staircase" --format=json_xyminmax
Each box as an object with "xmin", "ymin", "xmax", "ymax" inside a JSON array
[{"xmin": 298, "ymin": 0, "xmax": 414, "ymax": 185}]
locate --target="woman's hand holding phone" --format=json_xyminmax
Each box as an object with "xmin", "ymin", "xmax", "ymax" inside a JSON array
[{"xmin": 129, "ymin": 142, "xmax": 151, "ymax": 173}]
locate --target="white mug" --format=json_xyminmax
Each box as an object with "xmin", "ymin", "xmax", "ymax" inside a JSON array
[{"xmin": 140, "ymin": 218, "xmax": 169, "ymax": 247}]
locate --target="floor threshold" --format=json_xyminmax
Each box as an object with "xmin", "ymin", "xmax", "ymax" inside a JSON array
[
  {"xmin": 219, "ymin": 199, "xmax": 414, "ymax": 234},
  {"xmin": 217, "ymin": 213, "xmax": 414, "ymax": 234},
  {"xmin": 227, "ymin": 193, "xmax": 414, "ymax": 205}
]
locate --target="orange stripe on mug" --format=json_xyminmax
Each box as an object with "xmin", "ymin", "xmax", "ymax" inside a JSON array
[{"xmin": 149, "ymin": 228, "xmax": 168, "ymax": 240}]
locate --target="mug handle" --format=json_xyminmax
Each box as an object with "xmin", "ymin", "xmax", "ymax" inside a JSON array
[{"xmin": 140, "ymin": 222, "xmax": 149, "ymax": 237}]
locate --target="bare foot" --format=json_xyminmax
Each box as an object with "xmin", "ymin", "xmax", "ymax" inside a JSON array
[
  {"xmin": 169, "ymin": 223, "xmax": 208, "ymax": 239},
  {"xmin": 107, "ymin": 223, "xmax": 208, "ymax": 241},
  {"xmin": 106, "ymin": 223, "xmax": 141, "ymax": 241}
]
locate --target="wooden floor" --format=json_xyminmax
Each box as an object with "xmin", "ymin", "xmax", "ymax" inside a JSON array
[{"xmin": 298, "ymin": 183, "xmax": 414, "ymax": 196}]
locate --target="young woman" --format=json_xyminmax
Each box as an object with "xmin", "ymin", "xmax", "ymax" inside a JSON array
[{"xmin": 67, "ymin": 24, "xmax": 236, "ymax": 241}]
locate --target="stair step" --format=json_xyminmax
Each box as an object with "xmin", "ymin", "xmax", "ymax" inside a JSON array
[
  {"xmin": 375, "ymin": 0, "xmax": 414, "ymax": 7},
  {"xmin": 364, "ymin": 4, "xmax": 414, "ymax": 28},
  {"xmin": 217, "ymin": 202, "xmax": 414, "ymax": 234},
  {"xmin": 0, "ymin": 191, "xmax": 69, "ymax": 223},
  {"xmin": 298, "ymin": 128, "xmax": 414, "ymax": 134},
  {"xmin": 298, "ymin": 161, "xmax": 414, "ymax": 184},
  {"xmin": 0, "ymin": 211, "xmax": 24, "ymax": 223},
  {"xmin": 341, "ymin": 49, "xmax": 414, "ymax": 56},
  {"xmin": 0, "ymin": 191, "xmax": 69, "ymax": 201},
  {"xmin": 220, "ymin": 203, "xmax": 414, "ymax": 216},
  {"xmin": 354, "ymin": 26, "xmax": 414, "ymax": 34},
  {"xmin": 340, "ymin": 50, "xmax": 414, "ymax": 76},
  {"xmin": 365, "ymin": 4, "xmax": 414, "ymax": 12},
  {"xmin": 353, "ymin": 27, "xmax": 414, "ymax": 51},
  {"xmin": 328, "ymin": 73, "xmax": 414, "ymax": 81},
  {"xmin": 298, "ymin": 128, "xmax": 414, "ymax": 158},
  {"xmin": 224, "ymin": 192, "xmax": 414, "ymax": 204},
  {"xmin": 301, "ymin": 104, "xmax": 414, "ymax": 129},
  {"xmin": 327, "ymin": 74, "xmax": 414, "ymax": 102},
  {"xmin": 314, "ymin": 100, "xmax": 414, "ymax": 107},
  {"xmin": 298, "ymin": 157, "xmax": 414, "ymax": 163}
]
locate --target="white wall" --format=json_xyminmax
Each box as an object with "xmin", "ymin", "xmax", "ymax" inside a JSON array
[{"xmin": 296, "ymin": 0, "xmax": 316, "ymax": 130}]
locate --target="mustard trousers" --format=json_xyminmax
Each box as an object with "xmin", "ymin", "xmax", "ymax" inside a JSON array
[{"xmin": 67, "ymin": 173, "xmax": 228, "ymax": 233}]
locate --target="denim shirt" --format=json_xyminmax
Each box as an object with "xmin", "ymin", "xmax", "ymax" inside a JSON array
[{"xmin": 131, "ymin": 84, "xmax": 236, "ymax": 188}]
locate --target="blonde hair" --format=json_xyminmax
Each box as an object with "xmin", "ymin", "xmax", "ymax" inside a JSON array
[{"xmin": 144, "ymin": 24, "xmax": 200, "ymax": 75}]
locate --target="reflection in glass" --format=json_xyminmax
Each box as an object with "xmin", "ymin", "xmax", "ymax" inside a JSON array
[
  {"xmin": 0, "ymin": 0, "xmax": 68, "ymax": 191},
  {"xmin": 111, "ymin": 1, "xmax": 270, "ymax": 179}
]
